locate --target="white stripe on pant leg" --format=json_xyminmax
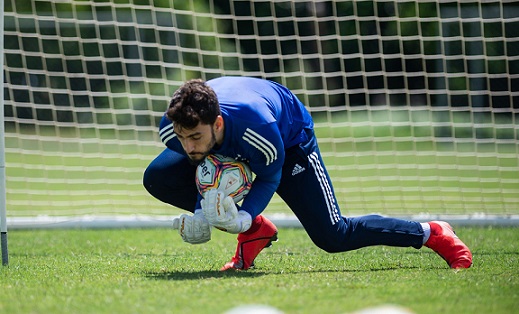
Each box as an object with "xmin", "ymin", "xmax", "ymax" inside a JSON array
[{"xmin": 308, "ymin": 152, "xmax": 340, "ymax": 225}]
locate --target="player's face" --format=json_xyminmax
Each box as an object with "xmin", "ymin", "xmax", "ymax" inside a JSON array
[{"xmin": 174, "ymin": 123, "xmax": 217, "ymax": 164}]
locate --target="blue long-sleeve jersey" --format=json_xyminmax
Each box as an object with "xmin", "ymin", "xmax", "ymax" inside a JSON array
[{"xmin": 159, "ymin": 76, "xmax": 314, "ymax": 217}]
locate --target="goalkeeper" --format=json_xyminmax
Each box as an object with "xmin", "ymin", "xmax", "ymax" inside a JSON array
[{"xmin": 143, "ymin": 77, "xmax": 472, "ymax": 271}]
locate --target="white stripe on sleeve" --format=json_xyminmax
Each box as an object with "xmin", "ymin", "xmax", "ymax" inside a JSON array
[
  {"xmin": 160, "ymin": 124, "xmax": 176, "ymax": 145},
  {"xmin": 242, "ymin": 128, "xmax": 278, "ymax": 166}
]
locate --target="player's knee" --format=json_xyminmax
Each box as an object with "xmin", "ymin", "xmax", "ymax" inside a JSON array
[
  {"xmin": 313, "ymin": 240, "xmax": 346, "ymax": 253},
  {"xmin": 309, "ymin": 230, "xmax": 350, "ymax": 253},
  {"xmin": 142, "ymin": 161, "xmax": 198, "ymax": 210},
  {"xmin": 142, "ymin": 164, "xmax": 162, "ymax": 196},
  {"xmin": 305, "ymin": 218, "xmax": 364, "ymax": 253}
]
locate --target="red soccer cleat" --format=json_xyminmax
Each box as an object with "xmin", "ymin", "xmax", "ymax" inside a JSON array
[
  {"xmin": 424, "ymin": 221, "xmax": 472, "ymax": 269},
  {"xmin": 220, "ymin": 215, "xmax": 278, "ymax": 271}
]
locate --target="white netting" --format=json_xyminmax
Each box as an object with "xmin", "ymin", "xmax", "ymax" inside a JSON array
[{"xmin": 3, "ymin": 0, "xmax": 518, "ymax": 223}]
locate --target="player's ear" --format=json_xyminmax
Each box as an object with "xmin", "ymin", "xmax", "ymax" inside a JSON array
[{"xmin": 214, "ymin": 115, "xmax": 224, "ymax": 132}]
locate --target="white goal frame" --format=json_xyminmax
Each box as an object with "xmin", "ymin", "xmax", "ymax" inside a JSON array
[{"xmin": 0, "ymin": 0, "xmax": 9, "ymax": 265}]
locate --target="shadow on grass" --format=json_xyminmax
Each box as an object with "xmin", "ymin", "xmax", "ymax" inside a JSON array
[
  {"xmin": 144, "ymin": 269, "xmax": 267, "ymax": 281},
  {"xmin": 143, "ymin": 263, "xmax": 430, "ymax": 281},
  {"xmin": 142, "ymin": 250, "xmax": 467, "ymax": 280}
]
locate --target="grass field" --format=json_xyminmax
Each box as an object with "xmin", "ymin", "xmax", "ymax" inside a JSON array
[{"xmin": 0, "ymin": 226, "xmax": 517, "ymax": 314}]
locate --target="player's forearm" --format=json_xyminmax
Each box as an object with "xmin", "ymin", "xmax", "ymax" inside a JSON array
[{"xmin": 240, "ymin": 178, "xmax": 279, "ymax": 218}]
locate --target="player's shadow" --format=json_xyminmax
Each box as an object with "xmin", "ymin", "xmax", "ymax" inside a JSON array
[
  {"xmin": 144, "ymin": 270, "xmax": 266, "ymax": 281},
  {"xmin": 143, "ymin": 263, "xmax": 426, "ymax": 281}
]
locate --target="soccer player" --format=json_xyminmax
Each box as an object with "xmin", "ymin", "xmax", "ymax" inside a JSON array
[{"xmin": 143, "ymin": 77, "xmax": 472, "ymax": 270}]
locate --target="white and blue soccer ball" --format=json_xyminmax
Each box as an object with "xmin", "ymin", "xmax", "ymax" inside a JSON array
[{"xmin": 196, "ymin": 154, "xmax": 253, "ymax": 203}]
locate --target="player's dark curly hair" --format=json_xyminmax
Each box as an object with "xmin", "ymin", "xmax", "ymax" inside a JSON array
[{"xmin": 166, "ymin": 79, "xmax": 220, "ymax": 130}]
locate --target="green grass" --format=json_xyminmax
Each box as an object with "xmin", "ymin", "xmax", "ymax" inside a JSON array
[{"xmin": 1, "ymin": 227, "xmax": 517, "ymax": 314}]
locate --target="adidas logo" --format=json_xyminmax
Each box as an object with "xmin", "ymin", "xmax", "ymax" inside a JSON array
[{"xmin": 291, "ymin": 163, "xmax": 305, "ymax": 176}]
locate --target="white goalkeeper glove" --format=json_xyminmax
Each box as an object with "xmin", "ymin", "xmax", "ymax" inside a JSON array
[
  {"xmin": 201, "ymin": 189, "xmax": 252, "ymax": 234},
  {"xmin": 172, "ymin": 209, "xmax": 211, "ymax": 244}
]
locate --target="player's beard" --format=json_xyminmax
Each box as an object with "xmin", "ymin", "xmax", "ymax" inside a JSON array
[{"xmin": 186, "ymin": 129, "xmax": 217, "ymax": 165}]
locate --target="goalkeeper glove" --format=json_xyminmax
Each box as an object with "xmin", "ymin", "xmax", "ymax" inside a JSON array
[
  {"xmin": 172, "ymin": 209, "xmax": 211, "ymax": 244},
  {"xmin": 201, "ymin": 189, "xmax": 252, "ymax": 234}
]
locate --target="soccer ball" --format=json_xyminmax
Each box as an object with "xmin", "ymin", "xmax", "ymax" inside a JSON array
[{"xmin": 196, "ymin": 154, "xmax": 253, "ymax": 203}]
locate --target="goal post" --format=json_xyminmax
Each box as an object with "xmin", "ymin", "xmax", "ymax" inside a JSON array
[
  {"xmin": 0, "ymin": 0, "xmax": 9, "ymax": 265},
  {"xmin": 3, "ymin": 0, "xmax": 518, "ymax": 229}
]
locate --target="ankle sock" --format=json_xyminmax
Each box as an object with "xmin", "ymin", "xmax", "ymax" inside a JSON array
[
  {"xmin": 241, "ymin": 215, "xmax": 262, "ymax": 235},
  {"xmin": 421, "ymin": 222, "xmax": 431, "ymax": 245}
]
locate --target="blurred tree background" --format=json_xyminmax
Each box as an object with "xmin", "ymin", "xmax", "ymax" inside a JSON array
[{"xmin": 3, "ymin": 0, "xmax": 518, "ymax": 127}]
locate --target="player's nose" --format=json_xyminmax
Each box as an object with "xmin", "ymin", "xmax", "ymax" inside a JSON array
[{"xmin": 184, "ymin": 139, "xmax": 196, "ymax": 153}]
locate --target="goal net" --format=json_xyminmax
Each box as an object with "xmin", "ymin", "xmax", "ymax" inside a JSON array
[{"xmin": 3, "ymin": 0, "xmax": 518, "ymax": 228}]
